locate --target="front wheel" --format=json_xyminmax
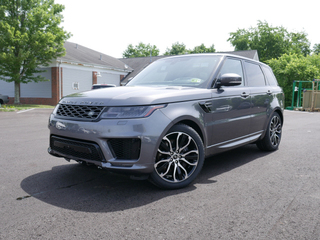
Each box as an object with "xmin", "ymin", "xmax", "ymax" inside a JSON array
[
  {"xmin": 256, "ymin": 112, "xmax": 282, "ymax": 151},
  {"xmin": 149, "ymin": 124, "xmax": 205, "ymax": 189}
]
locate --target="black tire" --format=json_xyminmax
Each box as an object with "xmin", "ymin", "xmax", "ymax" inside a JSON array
[
  {"xmin": 149, "ymin": 124, "xmax": 205, "ymax": 189},
  {"xmin": 256, "ymin": 112, "xmax": 282, "ymax": 151}
]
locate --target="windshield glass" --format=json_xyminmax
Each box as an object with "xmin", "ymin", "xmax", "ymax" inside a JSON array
[{"xmin": 127, "ymin": 55, "xmax": 221, "ymax": 88}]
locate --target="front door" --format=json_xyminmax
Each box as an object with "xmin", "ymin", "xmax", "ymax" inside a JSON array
[{"xmin": 206, "ymin": 58, "xmax": 252, "ymax": 154}]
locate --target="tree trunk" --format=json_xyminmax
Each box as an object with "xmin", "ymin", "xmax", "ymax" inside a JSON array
[{"xmin": 14, "ymin": 81, "xmax": 20, "ymax": 104}]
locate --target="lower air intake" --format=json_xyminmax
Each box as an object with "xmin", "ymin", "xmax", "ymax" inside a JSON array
[{"xmin": 108, "ymin": 138, "xmax": 141, "ymax": 160}]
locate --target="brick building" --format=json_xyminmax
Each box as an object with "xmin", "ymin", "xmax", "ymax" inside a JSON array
[{"xmin": 0, "ymin": 41, "xmax": 132, "ymax": 105}]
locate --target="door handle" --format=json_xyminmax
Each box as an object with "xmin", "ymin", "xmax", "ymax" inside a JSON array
[{"xmin": 241, "ymin": 92, "xmax": 249, "ymax": 98}]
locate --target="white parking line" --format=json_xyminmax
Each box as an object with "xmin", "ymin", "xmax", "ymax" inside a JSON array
[{"xmin": 17, "ymin": 108, "xmax": 35, "ymax": 114}]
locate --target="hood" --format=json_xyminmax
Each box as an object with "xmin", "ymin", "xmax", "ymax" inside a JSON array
[{"xmin": 59, "ymin": 86, "xmax": 211, "ymax": 106}]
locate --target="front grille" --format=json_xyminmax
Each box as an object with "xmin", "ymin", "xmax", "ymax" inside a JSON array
[
  {"xmin": 56, "ymin": 104, "xmax": 105, "ymax": 120},
  {"xmin": 108, "ymin": 138, "xmax": 141, "ymax": 160},
  {"xmin": 50, "ymin": 136, "xmax": 103, "ymax": 162}
]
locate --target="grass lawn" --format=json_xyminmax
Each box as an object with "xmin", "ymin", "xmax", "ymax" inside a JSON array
[{"xmin": 0, "ymin": 104, "xmax": 55, "ymax": 112}]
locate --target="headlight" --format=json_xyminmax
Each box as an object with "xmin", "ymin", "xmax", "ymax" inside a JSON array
[{"xmin": 100, "ymin": 105, "xmax": 166, "ymax": 119}]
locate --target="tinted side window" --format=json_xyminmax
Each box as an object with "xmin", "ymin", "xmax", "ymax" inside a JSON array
[
  {"xmin": 262, "ymin": 66, "xmax": 278, "ymax": 86},
  {"xmin": 244, "ymin": 62, "xmax": 266, "ymax": 87},
  {"xmin": 219, "ymin": 58, "xmax": 244, "ymax": 86}
]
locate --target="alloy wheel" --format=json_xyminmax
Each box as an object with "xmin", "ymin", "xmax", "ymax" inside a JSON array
[
  {"xmin": 269, "ymin": 115, "xmax": 282, "ymax": 147},
  {"xmin": 155, "ymin": 131, "xmax": 199, "ymax": 183}
]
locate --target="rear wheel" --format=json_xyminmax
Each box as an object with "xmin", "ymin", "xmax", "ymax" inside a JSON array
[
  {"xmin": 149, "ymin": 124, "xmax": 205, "ymax": 189},
  {"xmin": 256, "ymin": 112, "xmax": 282, "ymax": 151}
]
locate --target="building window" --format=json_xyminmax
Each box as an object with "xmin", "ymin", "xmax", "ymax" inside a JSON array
[{"xmin": 72, "ymin": 82, "xmax": 79, "ymax": 90}]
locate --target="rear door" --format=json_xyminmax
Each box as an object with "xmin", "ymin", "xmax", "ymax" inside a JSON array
[{"xmin": 243, "ymin": 61, "xmax": 272, "ymax": 135}]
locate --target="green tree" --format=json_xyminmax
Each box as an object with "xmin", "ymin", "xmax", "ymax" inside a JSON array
[
  {"xmin": 190, "ymin": 43, "xmax": 216, "ymax": 54},
  {"xmin": 308, "ymin": 53, "xmax": 320, "ymax": 70},
  {"xmin": 164, "ymin": 42, "xmax": 190, "ymax": 55},
  {"xmin": 122, "ymin": 42, "xmax": 159, "ymax": 58},
  {"xmin": 289, "ymin": 32, "xmax": 311, "ymax": 56},
  {"xmin": 0, "ymin": 0, "xmax": 71, "ymax": 104},
  {"xmin": 267, "ymin": 53, "xmax": 320, "ymax": 107},
  {"xmin": 228, "ymin": 29, "xmax": 251, "ymax": 51},
  {"xmin": 313, "ymin": 44, "xmax": 320, "ymax": 55},
  {"xmin": 228, "ymin": 21, "xmax": 311, "ymax": 63}
]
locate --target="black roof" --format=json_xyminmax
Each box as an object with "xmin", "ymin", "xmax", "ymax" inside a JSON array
[{"xmin": 218, "ymin": 50, "xmax": 259, "ymax": 61}]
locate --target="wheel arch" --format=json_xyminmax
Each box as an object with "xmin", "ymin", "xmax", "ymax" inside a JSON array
[
  {"xmin": 175, "ymin": 119, "xmax": 205, "ymax": 144},
  {"xmin": 256, "ymin": 109, "xmax": 283, "ymax": 151},
  {"xmin": 274, "ymin": 108, "xmax": 284, "ymax": 126},
  {"xmin": 151, "ymin": 115, "xmax": 207, "ymax": 165},
  {"xmin": 150, "ymin": 121, "xmax": 206, "ymax": 189},
  {"xmin": 259, "ymin": 107, "xmax": 283, "ymax": 140},
  {"xmin": 169, "ymin": 115, "xmax": 207, "ymax": 148}
]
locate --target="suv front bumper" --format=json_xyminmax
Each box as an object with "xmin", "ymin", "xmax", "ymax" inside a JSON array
[{"xmin": 48, "ymin": 110, "xmax": 172, "ymax": 174}]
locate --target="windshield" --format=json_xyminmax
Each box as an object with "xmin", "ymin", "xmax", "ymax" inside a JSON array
[{"xmin": 127, "ymin": 55, "xmax": 221, "ymax": 88}]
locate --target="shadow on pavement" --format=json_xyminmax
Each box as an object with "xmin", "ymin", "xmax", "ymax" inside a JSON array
[{"xmin": 20, "ymin": 144, "xmax": 271, "ymax": 212}]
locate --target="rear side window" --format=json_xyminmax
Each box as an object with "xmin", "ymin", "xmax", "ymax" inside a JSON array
[
  {"xmin": 262, "ymin": 66, "xmax": 278, "ymax": 86},
  {"xmin": 244, "ymin": 62, "xmax": 266, "ymax": 87}
]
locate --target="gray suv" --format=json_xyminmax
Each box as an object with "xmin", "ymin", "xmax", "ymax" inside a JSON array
[{"xmin": 48, "ymin": 54, "xmax": 284, "ymax": 189}]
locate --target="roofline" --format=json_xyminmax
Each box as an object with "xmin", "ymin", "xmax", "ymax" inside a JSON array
[
  {"xmin": 55, "ymin": 58, "xmax": 132, "ymax": 73},
  {"xmin": 155, "ymin": 52, "xmax": 260, "ymax": 63}
]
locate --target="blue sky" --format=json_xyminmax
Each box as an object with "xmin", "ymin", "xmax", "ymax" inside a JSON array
[{"xmin": 55, "ymin": 0, "xmax": 320, "ymax": 58}]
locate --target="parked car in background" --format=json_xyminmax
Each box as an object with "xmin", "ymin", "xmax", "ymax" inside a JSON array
[
  {"xmin": 48, "ymin": 53, "xmax": 284, "ymax": 189},
  {"xmin": 91, "ymin": 84, "xmax": 116, "ymax": 90},
  {"xmin": 0, "ymin": 94, "xmax": 9, "ymax": 104}
]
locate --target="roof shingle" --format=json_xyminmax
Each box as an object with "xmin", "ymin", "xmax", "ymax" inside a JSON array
[{"xmin": 60, "ymin": 41, "xmax": 132, "ymax": 72}]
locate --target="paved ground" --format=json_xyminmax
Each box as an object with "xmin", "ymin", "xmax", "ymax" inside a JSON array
[{"xmin": 0, "ymin": 109, "xmax": 320, "ymax": 239}]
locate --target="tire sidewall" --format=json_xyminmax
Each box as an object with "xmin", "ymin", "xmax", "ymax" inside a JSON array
[
  {"xmin": 149, "ymin": 124, "xmax": 205, "ymax": 189},
  {"xmin": 258, "ymin": 112, "xmax": 282, "ymax": 151}
]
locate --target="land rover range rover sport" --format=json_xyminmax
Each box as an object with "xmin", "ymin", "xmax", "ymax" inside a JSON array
[{"xmin": 48, "ymin": 53, "xmax": 284, "ymax": 189}]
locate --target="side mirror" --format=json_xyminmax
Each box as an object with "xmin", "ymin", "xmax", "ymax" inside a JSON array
[{"xmin": 215, "ymin": 73, "xmax": 242, "ymax": 88}]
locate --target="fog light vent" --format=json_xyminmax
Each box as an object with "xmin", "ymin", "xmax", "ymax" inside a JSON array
[{"xmin": 108, "ymin": 138, "xmax": 141, "ymax": 160}]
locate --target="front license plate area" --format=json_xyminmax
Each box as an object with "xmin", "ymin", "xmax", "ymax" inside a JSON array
[{"xmin": 50, "ymin": 136, "xmax": 104, "ymax": 161}]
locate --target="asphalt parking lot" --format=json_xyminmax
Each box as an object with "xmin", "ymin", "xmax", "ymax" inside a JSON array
[{"xmin": 0, "ymin": 109, "xmax": 320, "ymax": 239}]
